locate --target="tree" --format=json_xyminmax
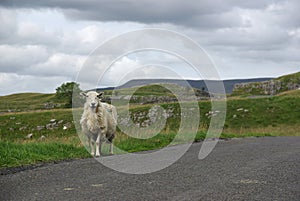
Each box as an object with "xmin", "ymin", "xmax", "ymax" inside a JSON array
[{"xmin": 55, "ymin": 82, "xmax": 82, "ymax": 108}]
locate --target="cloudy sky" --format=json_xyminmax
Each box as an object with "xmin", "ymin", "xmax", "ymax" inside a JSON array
[{"xmin": 0, "ymin": 0, "xmax": 300, "ymax": 95}]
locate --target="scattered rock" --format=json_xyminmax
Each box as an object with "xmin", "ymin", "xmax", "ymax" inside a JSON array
[
  {"xmin": 10, "ymin": 117, "xmax": 16, "ymax": 120},
  {"xmin": 63, "ymin": 122, "xmax": 72, "ymax": 130},
  {"xmin": 49, "ymin": 119, "xmax": 56, "ymax": 124},
  {"xmin": 16, "ymin": 122, "xmax": 21, "ymax": 125},
  {"xmin": 206, "ymin": 110, "xmax": 219, "ymax": 118},
  {"xmin": 58, "ymin": 120, "xmax": 64, "ymax": 124},
  {"xmin": 39, "ymin": 135, "xmax": 46, "ymax": 141},
  {"xmin": 233, "ymin": 114, "xmax": 237, "ymax": 118},
  {"xmin": 36, "ymin": 126, "xmax": 45, "ymax": 131},
  {"xmin": 44, "ymin": 102, "xmax": 55, "ymax": 109},
  {"xmin": 19, "ymin": 126, "xmax": 27, "ymax": 131},
  {"xmin": 46, "ymin": 123, "xmax": 53, "ymax": 130},
  {"xmin": 237, "ymin": 108, "xmax": 244, "ymax": 111},
  {"xmin": 9, "ymin": 128, "xmax": 14, "ymax": 131},
  {"xmin": 26, "ymin": 133, "xmax": 33, "ymax": 139}
]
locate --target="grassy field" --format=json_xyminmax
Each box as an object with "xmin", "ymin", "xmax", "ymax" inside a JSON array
[
  {"xmin": 0, "ymin": 93, "xmax": 67, "ymax": 113},
  {"xmin": 1, "ymin": 89, "xmax": 300, "ymax": 168}
]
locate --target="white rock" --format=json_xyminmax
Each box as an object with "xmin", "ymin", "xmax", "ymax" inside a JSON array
[
  {"xmin": 36, "ymin": 125, "xmax": 45, "ymax": 131},
  {"xmin": 50, "ymin": 119, "xmax": 56, "ymax": 123},
  {"xmin": 26, "ymin": 133, "xmax": 33, "ymax": 139},
  {"xmin": 39, "ymin": 135, "xmax": 46, "ymax": 140}
]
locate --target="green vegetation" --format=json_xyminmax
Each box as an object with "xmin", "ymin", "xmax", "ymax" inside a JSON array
[
  {"xmin": 55, "ymin": 82, "xmax": 82, "ymax": 108},
  {"xmin": 0, "ymin": 82, "xmax": 82, "ymax": 113},
  {"xmin": 276, "ymin": 88, "xmax": 300, "ymax": 97},
  {"xmin": 1, "ymin": 76, "xmax": 300, "ymax": 169},
  {"xmin": 124, "ymin": 84, "xmax": 175, "ymax": 96},
  {"xmin": 223, "ymin": 96, "xmax": 300, "ymax": 129},
  {"xmin": 0, "ymin": 142, "xmax": 90, "ymax": 168},
  {"xmin": 104, "ymin": 84, "xmax": 179, "ymax": 97},
  {"xmin": 0, "ymin": 93, "xmax": 57, "ymax": 112},
  {"xmin": 0, "ymin": 109, "xmax": 76, "ymax": 142},
  {"xmin": 103, "ymin": 84, "xmax": 208, "ymax": 104},
  {"xmin": 276, "ymin": 71, "xmax": 300, "ymax": 83}
]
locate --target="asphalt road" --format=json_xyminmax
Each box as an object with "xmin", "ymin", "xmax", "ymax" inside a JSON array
[{"xmin": 1, "ymin": 137, "xmax": 299, "ymax": 201}]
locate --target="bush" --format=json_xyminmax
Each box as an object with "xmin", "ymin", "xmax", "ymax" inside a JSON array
[{"xmin": 55, "ymin": 82, "xmax": 81, "ymax": 108}]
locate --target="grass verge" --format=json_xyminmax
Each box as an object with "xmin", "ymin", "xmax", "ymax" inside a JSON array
[{"xmin": 0, "ymin": 141, "xmax": 90, "ymax": 168}]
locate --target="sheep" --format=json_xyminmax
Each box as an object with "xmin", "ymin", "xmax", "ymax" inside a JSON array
[{"xmin": 80, "ymin": 91, "xmax": 117, "ymax": 157}]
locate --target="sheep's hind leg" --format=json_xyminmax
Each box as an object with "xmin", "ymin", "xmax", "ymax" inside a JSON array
[
  {"xmin": 109, "ymin": 141, "xmax": 113, "ymax": 155},
  {"xmin": 107, "ymin": 134, "xmax": 114, "ymax": 155}
]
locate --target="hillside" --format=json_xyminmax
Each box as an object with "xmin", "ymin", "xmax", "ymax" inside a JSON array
[
  {"xmin": 0, "ymin": 84, "xmax": 210, "ymax": 113},
  {"xmin": 0, "ymin": 93, "xmax": 66, "ymax": 113},
  {"xmin": 111, "ymin": 78, "xmax": 271, "ymax": 94},
  {"xmin": 277, "ymin": 88, "xmax": 300, "ymax": 97},
  {"xmin": 101, "ymin": 84, "xmax": 210, "ymax": 104},
  {"xmin": 232, "ymin": 72, "xmax": 300, "ymax": 96},
  {"xmin": 1, "ymin": 72, "xmax": 297, "ymax": 113}
]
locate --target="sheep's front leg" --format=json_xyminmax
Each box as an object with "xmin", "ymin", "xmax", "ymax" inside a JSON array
[
  {"xmin": 95, "ymin": 134, "xmax": 101, "ymax": 157},
  {"xmin": 89, "ymin": 136, "xmax": 95, "ymax": 156}
]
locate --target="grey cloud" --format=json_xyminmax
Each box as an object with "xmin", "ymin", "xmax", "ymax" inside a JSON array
[
  {"xmin": 0, "ymin": 0, "xmax": 299, "ymax": 96},
  {"xmin": 0, "ymin": 0, "xmax": 283, "ymax": 28},
  {"xmin": 0, "ymin": 9, "xmax": 60, "ymax": 46},
  {"xmin": 0, "ymin": 73, "xmax": 69, "ymax": 95},
  {"xmin": 0, "ymin": 8, "xmax": 17, "ymax": 39},
  {"xmin": 0, "ymin": 45, "xmax": 49, "ymax": 73}
]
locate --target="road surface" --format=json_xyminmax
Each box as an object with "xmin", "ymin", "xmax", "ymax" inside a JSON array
[{"xmin": 1, "ymin": 137, "xmax": 299, "ymax": 200}]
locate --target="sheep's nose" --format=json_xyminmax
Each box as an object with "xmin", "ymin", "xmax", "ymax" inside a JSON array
[{"xmin": 91, "ymin": 103, "xmax": 96, "ymax": 107}]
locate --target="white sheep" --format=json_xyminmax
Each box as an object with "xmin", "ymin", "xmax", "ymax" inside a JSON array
[{"xmin": 80, "ymin": 91, "xmax": 117, "ymax": 157}]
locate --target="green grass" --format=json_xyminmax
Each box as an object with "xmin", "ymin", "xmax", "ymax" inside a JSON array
[
  {"xmin": 0, "ymin": 93, "xmax": 66, "ymax": 113},
  {"xmin": 223, "ymin": 96, "xmax": 300, "ymax": 129},
  {"xmin": 276, "ymin": 71, "xmax": 300, "ymax": 83},
  {"xmin": 277, "ymin": 89, "xmax": 300, "ymax": 98},
  {"xmin": 104, "ymin": 84, "xmax": 179, "ymax": 96},
  {"xmin": 0, "ymin": 109, "xmax": 77, "ymax": 142},
  {"xmin": 0, "ymin": 141, "xmax": 90, "ymax": 168},
  {"xmin": 1, "ymin": 91, "xmax": 300, "ymax": 169}
]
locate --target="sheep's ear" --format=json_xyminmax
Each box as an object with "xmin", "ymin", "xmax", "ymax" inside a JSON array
[
  {"xmin": 80, "ymin": 92, "xmax": 87, "ymax": 97},
  {"xmin": 97, "ymin": 92, "xmax": 103, "ymax": 99}
]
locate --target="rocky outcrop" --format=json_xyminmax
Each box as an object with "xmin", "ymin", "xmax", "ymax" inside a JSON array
[{"xmin": 232, "ymin": 72, "xmax": 300, "ymax": 96}]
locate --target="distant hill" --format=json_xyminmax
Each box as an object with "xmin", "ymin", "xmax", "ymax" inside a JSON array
[{"xmin": 102, "ymin": 78, "xmax": 272, "ymax": 94}]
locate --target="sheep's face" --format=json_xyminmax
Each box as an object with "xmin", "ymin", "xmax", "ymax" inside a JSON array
[{"xmin": 81, "ymin": 91, "xmax": 103, "ymax": 109}]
